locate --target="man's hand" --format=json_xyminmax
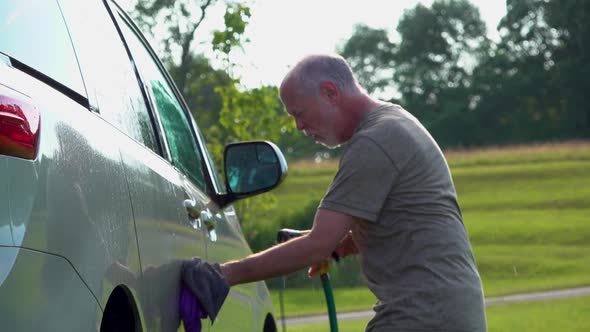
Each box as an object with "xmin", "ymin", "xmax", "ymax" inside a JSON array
[
  {"xmin": 307, "ymin": 259, "xmax": 331, "ymax": 278},
  {"xmin": 221, "ymin": 208, "xmax": 356, "ymax": 286},
  {"xmin": 307, "ymin": 230, "xmax": 358, "ymax": 277}
]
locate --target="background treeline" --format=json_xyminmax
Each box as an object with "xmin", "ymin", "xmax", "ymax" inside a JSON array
[
  {"xmin": 133, "ymin": 0, "xmax": 589, "ymax": 163},
  {"xmin": 340, "ymin": 0, "xmax": 590, "ymax": 148}
]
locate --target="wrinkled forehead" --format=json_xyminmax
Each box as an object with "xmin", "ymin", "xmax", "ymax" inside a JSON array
[{"xmin": 279, "ymin": 77, "xmax": 305, "ymax": 108}]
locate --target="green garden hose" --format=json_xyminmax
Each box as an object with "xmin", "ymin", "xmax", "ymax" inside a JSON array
[{"xmin": 320, "ymin": 272, "xmax": 338, "ymax": 332}]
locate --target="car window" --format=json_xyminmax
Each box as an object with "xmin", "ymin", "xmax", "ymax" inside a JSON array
[
  {"xmin": 58, "ymin": 0, "xmax": 160, "ymax": 154},
  {"xmin": 114, "ymin": 13, "xmax": 207, "ymax": 190},
  {"xmin": 0, "ymin": 0, "xmax": 86, "ymax": 97}
]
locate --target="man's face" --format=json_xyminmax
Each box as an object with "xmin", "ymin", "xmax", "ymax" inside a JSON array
[{"xmin": 281, "ymin": 86, "xmax": 342, "ymax": 148}]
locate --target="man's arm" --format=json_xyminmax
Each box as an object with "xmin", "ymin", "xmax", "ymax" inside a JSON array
[
  {"xmin": 220, "ymin": 208, "xmax": 356, "ymax": 286},
  {"xmin": 307, "ymin": 229, "xmax": 359, "ymax": 277},
  {"xmin": 335, "ymin": 231, "xmax": 358, "ymax": 258}
]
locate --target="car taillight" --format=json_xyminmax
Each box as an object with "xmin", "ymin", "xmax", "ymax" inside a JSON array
[{"xmin": 0, "ymin": 86, "xmax": 40, "ymax": 160}]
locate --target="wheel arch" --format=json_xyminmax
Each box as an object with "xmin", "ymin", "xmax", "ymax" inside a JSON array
[
  {"xmin": 263, "ymin": 313, "xmax": 277, "ymax": 332},
  {"xmin": 100, "ymin": 285, "xmax": 143, "ymax": 332}
]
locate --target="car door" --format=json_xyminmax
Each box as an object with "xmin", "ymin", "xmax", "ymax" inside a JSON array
[
  {"xmin": 59, "ymin": 0, "xmax": 210, "ymax": 330},
  {"xmin": 109, "ymin": 4, "xmax": 258, "ymax": 331}
]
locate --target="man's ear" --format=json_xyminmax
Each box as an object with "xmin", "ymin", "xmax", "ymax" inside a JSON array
[{"xmin": 319, "ymin": 81, "xmax": 339, "ymax": 103}]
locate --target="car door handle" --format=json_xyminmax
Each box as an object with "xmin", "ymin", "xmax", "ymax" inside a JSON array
[
  {"xmin": 183, "ymin": 199, "xmax": 202, "ymax": 229},
  {"xmin": 201, "ymin": 210, "xmax": 214, "ymax": 229},
  {"xmin": 183, "ymin": 200, "xmax": 217, "ymax": 241},
  {"xmin": 200, "ymin": 209, "xmax": 217, "ymax": 242}
]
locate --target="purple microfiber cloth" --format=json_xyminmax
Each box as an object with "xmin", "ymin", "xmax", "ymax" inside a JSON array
[
  {"xmin": 179, "ymin": 257, "xmax": 230, "ymax": 331},
  {"xmin": 180, "ymin": 284, "xmax": 207, "ymax": 332}
]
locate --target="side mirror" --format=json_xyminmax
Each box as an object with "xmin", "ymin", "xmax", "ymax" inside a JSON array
[{"xmin": 217, "ymin": 141, "xmax": 287, "ymax": 207}]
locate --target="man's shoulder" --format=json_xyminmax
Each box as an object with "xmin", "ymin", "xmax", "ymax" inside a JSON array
[
  {"xmin": 356, "ymin": 104, "xmax": 421, "ymax": 136},
  {"xmin": 349, "ymin": 104, "xmax": 442, "ymax": 169},
  {"xmin": 353, "ymin": 107, "xmax": 423, "ymax": 149}
]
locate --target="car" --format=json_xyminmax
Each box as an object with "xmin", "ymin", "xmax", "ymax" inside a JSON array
[{"xmin": 0, "ymin": 0, "xmax": 287, "ymax": 331}]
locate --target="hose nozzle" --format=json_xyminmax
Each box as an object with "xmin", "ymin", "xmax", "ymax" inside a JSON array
[{"xmin": 276, "ymin": 228, "xmax": 305, "ymax": 244}]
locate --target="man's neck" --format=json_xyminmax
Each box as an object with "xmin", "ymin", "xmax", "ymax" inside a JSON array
[
  {"xmin": 337, "ymin": 95, "xmax": 387, "ymax": 141},
  {"xmin": 347, "ymin": 95, "xmax": 386, "ymax": 121}
]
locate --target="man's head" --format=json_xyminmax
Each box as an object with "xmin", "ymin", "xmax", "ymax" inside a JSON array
[{"xmin": 279, "ymin": 54, "xmax": 370, "ymax": 148}]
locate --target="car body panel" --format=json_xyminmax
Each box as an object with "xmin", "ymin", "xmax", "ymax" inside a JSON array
[
  {"xmin": 196, "ymin": 200, "xmax": 257, "ymax": 332},
  {"xmin": 0, "ymin": 142, "xmax": 13, "ymax": 246},
  {"xmin": 0, "ymin": 247, "xmax": 100, "ymax": 331},
  {"xmin": 0, "ymin": 58, "xmax": 142, "ymax": 325}
]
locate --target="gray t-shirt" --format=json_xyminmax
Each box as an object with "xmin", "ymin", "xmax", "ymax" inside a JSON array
[{"xmin": 319, "ymin": 104, "xmax": 487, "ymax": 332}]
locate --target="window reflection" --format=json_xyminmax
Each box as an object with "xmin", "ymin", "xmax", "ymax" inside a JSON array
[
  {"xmin": 116, "ymin": 15, "xmax": 207, "ymax": 190},
  {"xmin": 58, "ymin": 0, "xmax": 159, "ymax": 153},
  {"xmin": 0, "ymin": 0, "xmax": 85, "ymax": 96}
]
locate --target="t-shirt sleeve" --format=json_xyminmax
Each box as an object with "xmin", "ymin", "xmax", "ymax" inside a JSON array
[{"xmin": 319, "ymin": 136, "xmax": 399, "ymax": 223}]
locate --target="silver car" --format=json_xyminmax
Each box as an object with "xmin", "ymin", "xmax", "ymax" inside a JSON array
[{"xmin": 0, "ymin": 1, "xmax": 286, "ymax": 331}]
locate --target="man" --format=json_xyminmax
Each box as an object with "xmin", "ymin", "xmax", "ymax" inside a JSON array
[{"xmin": 220, "ymin": 53, "xmax": 487, "ymax": 331}]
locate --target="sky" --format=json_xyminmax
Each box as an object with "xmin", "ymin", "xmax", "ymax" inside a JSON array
[
  {"xmin": 122, "ymin": 0, "xmax": 507, "ymax": 90},
  {"xmin": 230, "ymin": 0, "xmax": 507, "ymax": 89}
]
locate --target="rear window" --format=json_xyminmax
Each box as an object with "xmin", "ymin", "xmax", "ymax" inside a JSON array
[
  {"xmin": 0, "ymin": 0, "xmax": 86, "ymax": 96},
  {"xmin": 58, "ymin": 0, "xmax": 160, "ymax": 153}
]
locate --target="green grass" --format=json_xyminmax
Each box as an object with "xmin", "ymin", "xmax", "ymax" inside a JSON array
[
  {"xmin": 261, "ymin": 141, "xmax": 590, "ymax": 317},
  {"xmin": 467, "ymin": 209, "xmax": 590, "ymax": 297},
  {"xmin": 486, "ymin": 295, "xmax": 590, "ymax": 332},
  {"xmin": 285, "ymin": 295, "xmax": 590, "ymax": 332},
  {"xmin": 269, "ymin": 142, "xmax": 590, "ymax": 226},
  {"xmin": 271, "ymin": 287, "xmax": 376, "ymax": 318},
  {"xmin": 287, "ymin": 318, "xmax": 369, "ymax": 332}
]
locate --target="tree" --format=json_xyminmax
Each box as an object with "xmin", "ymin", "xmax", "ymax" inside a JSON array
[
  {"xmin": 167, "ymin": 54, "xmax": 232, "ymax": 130},
  {"xmin": 338, "ymin": 24, "xmax": 396, "ymax": 96},
  {"xmin": 132, "ymin": 1, "xmax": 298, "ymax": 241},
  {"xmin": 542, "ymin": 0, "xmax": 590, "ymax": 137},
  {"xmin": 485, "ymin": 0, "xmax": 590, "ymax": 141},
  {"xmin": 393, "ymin": 0, "xmax": 488, "ymax": 121},
  {"xmin": 132, "ymin": 0, "xmax": 255, "ymax": 149},
  {"xmin": 339, "ymin": 0, "xmax": 488, "ymax": 147},
  {"xmin": 133, "ymin": 0, "xmax": 250, "ymax": 96},
  {"xmin": 206, "ymin": 84, "xmax": 293, "ymax": 164},
  {"xmin": 337, "ymin": 0, "xmax": 589, "ymax": 147},
  {"xmin": 339, "ymin": 0, "xmax": 489, "ymax": 118}
]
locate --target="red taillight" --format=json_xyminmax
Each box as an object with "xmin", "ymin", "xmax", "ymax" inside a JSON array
[{"xmin": 0, "ymin": 86, "xmax": 40, "ymax": 160}]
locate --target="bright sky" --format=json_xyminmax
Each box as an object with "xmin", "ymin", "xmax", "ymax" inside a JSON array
[
  {"xmin": 230, "ymin": 0, "xmax": 507, "ymax": 89},
  {"xmin": 122, "ymin": 0, "xmax": 507, "ymax": 89}
]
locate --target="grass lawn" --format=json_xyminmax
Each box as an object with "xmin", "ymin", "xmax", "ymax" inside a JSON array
[
  {"xmin": 285, "ymin": 295, "xmax": 590, "ymax": 332},
  {"xmin": 287, "ymin": 318, "xmax": 368, "ymax": 332},
  {"xmin": 263, "ymin": 141, "xmax": 590, "ymax": 317},
  {"xmin": 271, "ymin": 287, "xmax": 376, "ymax": 318}
]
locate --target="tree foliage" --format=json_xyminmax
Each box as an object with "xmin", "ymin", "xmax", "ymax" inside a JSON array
[
  {"xmin": 339, "ymin": 0, "xmax": 590, "ymax": 148},
  {"xmin": 131, "ymin": 0, "xmax": 296, "ymax": 230},
  {"xmin": 339, "ymin": 24, "xmax": 396, "ymax": 95},
  {"xmin": 134, "ymin": 0, "xmax": 214, "ymax": 94},
  {"xmin": 393, "ymin": 0, "xmax": 487, "ymax": 119},
  {"xmin": 167, "ymin": 54, "xmax": 232, "ymax": 130},
  {"xmin": 133, "ymin": 0, "xmax": 250, "ymax": 95},
  {"xmin": 212, "ymin": 4, "xmax": 250, "ymax": 59},
  {"xmin": 205, "ymin": 84, "xmax": 294, "ymax": 165},
  {"xmin": 486, "ymin": 0, "xmax": 590, "ymax": 141}
]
